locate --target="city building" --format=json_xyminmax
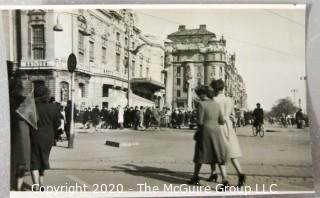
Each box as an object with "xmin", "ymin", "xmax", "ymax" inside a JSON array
[
  {"xmin": 1, "ymin": 10, "xmax": 21, "ymax": 76},
  {"xmin": 164, "ymin": 24, "xmax": 247, "ymax": 109},
  {"xmin": 2, "ymin": 9, "xmax": 165, "ymax": 109}
]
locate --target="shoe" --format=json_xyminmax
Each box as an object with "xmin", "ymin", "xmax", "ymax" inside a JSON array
[
  {"xmin": 206, "ymin": 173, "xmax": 218, "ymax": 182},
  {"xmin": 187, "ymin": 177, "xmax": 200, "ymax": 185},
  {"xmin": 217, "ymin": 180, "xmax": 229, "ymax": 192},
  {"xmin": 237, "ymin": 174, "xmax": 246, "ymax": 187}
]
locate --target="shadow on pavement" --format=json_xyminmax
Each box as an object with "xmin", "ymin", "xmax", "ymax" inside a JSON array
[{"xmin": 111, "ymin": 164, "xmax": 194, "ymax": 184}]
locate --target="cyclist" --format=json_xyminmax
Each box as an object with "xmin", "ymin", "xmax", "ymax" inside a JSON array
[{"xmin": 253, "ymin": 103, "xmax": 264, "ymax": 131}]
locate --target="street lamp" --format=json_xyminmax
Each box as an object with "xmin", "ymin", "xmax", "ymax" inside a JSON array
[
  {"xmin": 53, "ymin": 11, "xmax": 91, "ymax": 148},
  {"xmin": 290, "ymin": 89, "xmax": 298, "ymax": 106}
]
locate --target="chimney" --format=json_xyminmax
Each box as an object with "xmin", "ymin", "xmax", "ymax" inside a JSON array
[
  {"xmin": 178, "ymin": 25, "xmax": 186, "ymax": 31},
  {"xmin": 199, "ymin": 24, "xmax": 206, "ymax": 30}
]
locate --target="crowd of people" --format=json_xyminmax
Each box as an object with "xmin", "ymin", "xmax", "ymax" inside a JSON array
[
  {"xmin": 268, "ymin": 109, "xmax": 308, "ymax": 129},
  {"xmin": 75, "ymin": 105, "xmax": 198, "ymax": 131}
]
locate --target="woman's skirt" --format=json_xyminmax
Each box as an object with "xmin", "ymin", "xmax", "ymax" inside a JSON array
[{"xmin": 221, "ymin": 119, "xmax": 243, "ymax": 158}]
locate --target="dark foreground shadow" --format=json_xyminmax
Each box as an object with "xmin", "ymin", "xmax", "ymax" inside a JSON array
[{"xmin": 111, "ymin": 164, "xmax": 195, "ymax": 184}]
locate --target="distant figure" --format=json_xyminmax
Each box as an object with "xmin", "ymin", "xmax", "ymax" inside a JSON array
[
  {"xmin": 118, "ymin": 105, "xmax": 124, "ymax": 129},
  {"xmin": 295, "ymin": 109, "xmax": 305, "ymax": 129},
  {"xmin": 91, "ymin": 105, "xmax": 100, "ymax": 131},
  {"xmin": 144, "ymin": 107, "xmax": 152, "ymax": 129},
  {"xmin": 64, "ymin": 100, "xmax": 72, "ymax": 140},
  {"xmin": 253, "ymin": 103, "xmax": 264, "ymax": 129},
  {"xmin": 82, "ymin": 108, "xmax": 90, "ymax": 129},
  {"xmin": 133, "ymin": 106, "xmax": 141, "ymax": 130}
]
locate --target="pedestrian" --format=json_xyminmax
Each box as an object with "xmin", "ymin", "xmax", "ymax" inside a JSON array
[
  {"xmin": 211, "ymin": 79, "xmax": 246, "ymax": 188},
  {"xmin": 9, "ymin": 78, "xmax": 31, "ymax": 191},
  {"xmin": 144, "ymin": 107, "xmax": 152, "ymax": 129},
  {"xmin": 82, "ymin": 108, "xmax": 90, "ymax": 129},
  {"xmin": 188, "ymin": 85, "xmax": 226, "ymax": 187},
  {"xmin": 139, "ymin": 106, "xmax": 145, "ymax": 128},
  {"xmin": 117, "ymin": 105, "xmax": 124, "ymax": 129},
  {"xmin": 133, "ymin": 106, "xmax": 141, "ymax": 130},
  {"xmin": 91, "ymin": 105, "xmax": 100, "ymax": 131},
  {"xmin": 295, "ymin": 109, "xmax": 304, "ymax": 129},
  {"xmin": 54, "ymin": 105, "xmax": 65, "ymax": 145},
  {"xmin": 178, "ymin": 110, "xmax": 184, "ymax": 129},
  {"xmin": 30, "ymin": 85, "xmax": 61, "ymax": 191}
]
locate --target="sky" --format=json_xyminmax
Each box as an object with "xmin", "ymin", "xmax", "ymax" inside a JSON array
[{"xmin": 134, "ymin": 7, "xmax": 306, "ymax": 112}]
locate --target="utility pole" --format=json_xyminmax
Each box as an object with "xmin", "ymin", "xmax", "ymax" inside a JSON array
[{"xmin": 290, "ymin": 89, "xmax": 298, "ymax": 106}]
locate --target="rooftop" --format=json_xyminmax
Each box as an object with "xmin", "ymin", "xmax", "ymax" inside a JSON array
[{"xmin": 168, "ymin": 24, "xmax": 216, "ymax": 37}]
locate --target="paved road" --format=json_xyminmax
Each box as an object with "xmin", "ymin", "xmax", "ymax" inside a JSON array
[{"xmin": 22, "ymin": 124, "xmax": 314, "ymax": 192}]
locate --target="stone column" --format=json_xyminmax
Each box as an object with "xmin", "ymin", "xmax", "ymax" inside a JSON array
[
  {"xmin": 184, "ymin": 60, "xmax": 194, "ymax": 111},
  {"xmin": 164, "ymin": 46, "xmax": 174, "ymax": 109}
]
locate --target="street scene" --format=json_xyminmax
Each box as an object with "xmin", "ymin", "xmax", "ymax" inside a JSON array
[
  {"xmin": 22, "ymin": 124, "xmax": 313, "ymax": 192},
  {"xmin": 3, "ymin": 5, "xmax": 312, "ymax": 196}
]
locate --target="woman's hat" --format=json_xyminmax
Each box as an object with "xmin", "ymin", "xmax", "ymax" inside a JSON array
[{"xmin": 34, "ymin": 85, "xmax": 50, "ymax": 101}]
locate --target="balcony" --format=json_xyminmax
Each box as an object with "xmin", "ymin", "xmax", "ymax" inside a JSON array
[{"xmin": 131, "ymin": 77, "xmax": 165, "ymax": 90}]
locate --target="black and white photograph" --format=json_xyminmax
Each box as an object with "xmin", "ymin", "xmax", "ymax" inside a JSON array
[{"xmin": 2, "ymin": 4, "xmax": 313, "ymax": 197}]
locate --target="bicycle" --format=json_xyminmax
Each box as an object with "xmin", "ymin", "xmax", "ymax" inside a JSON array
[{"xmin": 252, "ymin": 121, "xmax": 264, "ymax": 137}]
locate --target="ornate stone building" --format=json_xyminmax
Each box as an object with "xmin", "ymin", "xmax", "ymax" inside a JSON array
[
  {"xmin": 164, "ymin": 25, "xmax": 247, "ymax": 110},
  {"xmin": 3, "ymin": 9, "xmax": 165, "ymax": 109}
]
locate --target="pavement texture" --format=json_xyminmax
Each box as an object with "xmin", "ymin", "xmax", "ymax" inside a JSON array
[{"xmin": 21, "ymin": 124, "xmax": 314, "ymax": 193}]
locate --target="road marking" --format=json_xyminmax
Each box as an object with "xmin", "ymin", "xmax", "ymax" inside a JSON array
[{"xmin": 66, "ymin": 175, "xmax": 93, "ymax": 191}]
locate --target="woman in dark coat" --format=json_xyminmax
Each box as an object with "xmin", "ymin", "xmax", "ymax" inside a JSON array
[
  {"xmin": 9, "ymin": 78, "xmax": 31, "ymax": 191},
  {"xmin": 30, "ymin": 86, "xmax": 61, "ymax": 190},
  {"xmin": 188, "ymin": 85, "xmax": 228, "ymax": 188}
]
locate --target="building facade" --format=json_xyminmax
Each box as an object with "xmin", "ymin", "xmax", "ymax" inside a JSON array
[
  {"xmin": 164, "ymin": 25, "xmax": 247, "ymax": 110},
  {"xmin": 5, "ymin": 9, "xmax": 165, "ymax": 109}
]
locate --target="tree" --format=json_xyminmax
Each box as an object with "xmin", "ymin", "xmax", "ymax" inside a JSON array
[{"xmin": 269, "ymin": 97, "xmax": 299, "ymax": 118}]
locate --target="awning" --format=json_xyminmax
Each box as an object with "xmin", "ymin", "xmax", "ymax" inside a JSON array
[{"xmin": 130, "ymin": 78, "xmax": 165, "ymax": 90}]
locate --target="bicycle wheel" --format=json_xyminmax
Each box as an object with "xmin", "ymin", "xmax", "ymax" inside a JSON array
[
  {"xmin": 259, "ymin": 125, "xmax": 265, "ymax": 137},
  {"xmin": 252, "ymin": 126, "xmax": 257, "ymax": 136}
]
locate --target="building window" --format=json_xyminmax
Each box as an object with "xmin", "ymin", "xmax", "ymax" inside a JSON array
[
  {"xmin": 177, "ymin": 67, "xmax": 181, "ymax": 75},
  {"xmin": 116, "ymin": 53, "xmax": 120, "ymax": 71},
  {"xmin": 177, "ymin": 90, "xmax": 181, "ymax": 97},
  {"xmin": 177, "ymin": 78, "xmax": 181, "ymax": 85},
  {"xmin": 78, "ymin": 31, "xmax": 85, "ymax": 63},
  {"xmin": 146, "ymin": 67, "xmax": 149, "ymax": 78},
  {"xmin": 102, "ymin": 46, "xmax": 107, "ymax": 64},
  {"xmin": 125, "ymin": 37, "xmax": 128, "ymax": 47},
  {"xmin": 139, "ymin": 64, "xmax": 143, "ymax": 77},
  {"xmin": 131, "ymin": 60, "xmax": 135, "ymax": 77},
  {"xmin": 89, "ymin": 41, "xmax": 94, "ymax": 62},
  {"xmin": 78, "ymin": 83, "xmax": 85, "ymax": 98},
  {"xmin": 79, "ymin": 52, "xmax": 84, "ymax": 63},
  {"xmin": 32, "ymin": 25, "xmax": 45, "ymax": 60},
  {"xmin": 116, "ymin": 32, "xmax": 120, "ymax": 42},
  {"xmin": 78, "ymin": 31, "xmax": 84, "ymax": 50},
  {"xmin": 132, "ymin": 42, "xmax": 135, "ymax": 49},
  {"xmin": 124, "ymin": 57, "xmax": 128, "ymax": 74},
  {"xmin": 102, "ymin": 84, "xmax": 110, "ymax": 97},
  {"xmin": 219, "ymin": 66, "xmax": 223, "ymax": 77}
]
